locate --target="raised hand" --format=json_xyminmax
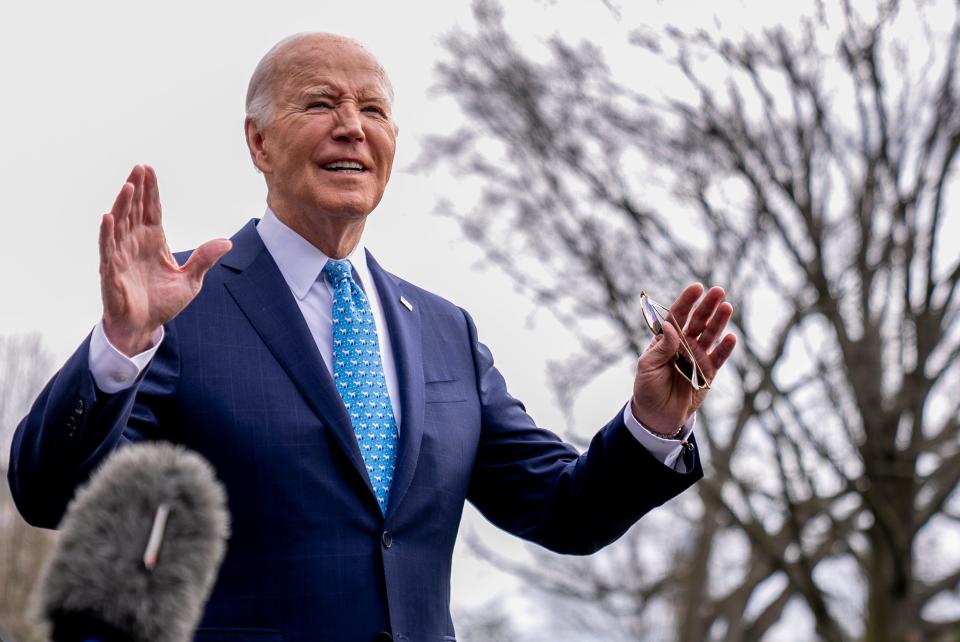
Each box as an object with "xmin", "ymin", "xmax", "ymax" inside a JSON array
[
  {"xmin": 99, "ymin": 165, "xmax": 232, "ymax": 356},
  {"xmin": 631, "ymin": 283, "xmax": 737, "ymax": 435}
]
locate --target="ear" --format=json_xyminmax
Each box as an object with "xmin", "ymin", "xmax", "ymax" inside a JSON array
[{"xmin": 244, "ymin": 117, "xmax": 271, "ymax": 174}]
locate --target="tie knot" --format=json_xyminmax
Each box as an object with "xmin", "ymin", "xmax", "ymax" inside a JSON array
[{"xmin": 323, "ymin": 259, "xmax": 354, "ymax": 286}]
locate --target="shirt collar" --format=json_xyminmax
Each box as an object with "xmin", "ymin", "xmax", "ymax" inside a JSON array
[{"xmin": 256, "ymin": 208, "xmax": 372, "ymax": 300}]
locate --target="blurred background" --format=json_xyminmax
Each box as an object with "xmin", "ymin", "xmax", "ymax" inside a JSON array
[{"xmin": 1, "ymin": 1, "xmax": 958, "ymax": 640}]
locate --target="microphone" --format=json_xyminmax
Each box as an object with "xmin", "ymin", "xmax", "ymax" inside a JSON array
[{"xmin": 37, "ymin": 443, "xmax": 230, "ymax": 642}]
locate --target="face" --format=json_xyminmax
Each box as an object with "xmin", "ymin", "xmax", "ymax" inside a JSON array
[{"xmin": 247, "ymin": 36, "xmax": 398, "ymax": 231}]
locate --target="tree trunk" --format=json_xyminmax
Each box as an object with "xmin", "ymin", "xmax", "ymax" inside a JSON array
[{"xmin": 864, "ymin": 482, "xmax": 914, "ymax": 642}]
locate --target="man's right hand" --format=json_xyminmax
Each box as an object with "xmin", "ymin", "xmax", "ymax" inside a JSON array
[{"xmin": 99, "ymin": 165, "xmax": 232, "ymax": 357}]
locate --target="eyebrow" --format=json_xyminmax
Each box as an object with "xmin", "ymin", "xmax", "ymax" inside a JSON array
[
  {"xmin": 301, "ymin": 85, "xmax": 336, "ymax": 100},
  {"xmin": 300, "ymin": 85, "xmax": 390, "ymax": 106}
]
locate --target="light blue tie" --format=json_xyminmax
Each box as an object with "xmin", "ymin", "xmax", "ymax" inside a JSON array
[{"xmin": 323, "ymin": 259, "xmax": 399, "ymax": 514}]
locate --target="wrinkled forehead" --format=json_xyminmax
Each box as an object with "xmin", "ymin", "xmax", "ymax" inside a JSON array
[{"xmin": 274, "ymin": 36, "xmax": 394, "ymax": 104}]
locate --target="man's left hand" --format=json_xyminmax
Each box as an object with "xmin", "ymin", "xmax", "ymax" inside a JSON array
[{"xmin": 630, "ymin": 283, "xmax": 736, "ymax": 436}]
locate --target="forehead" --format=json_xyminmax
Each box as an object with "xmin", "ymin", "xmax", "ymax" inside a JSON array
[{"xmin": 274, "ymin": 38, "xmax": 392, "ymax": 102}]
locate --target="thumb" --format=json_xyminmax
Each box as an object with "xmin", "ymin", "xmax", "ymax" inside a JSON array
[
  {"xmin": 183, "ymin": 238, "xmax": 232, "ymax": 285},
  {"xmin": 642, "ymin": 321, "xmax": 682, "ymax": 367}
]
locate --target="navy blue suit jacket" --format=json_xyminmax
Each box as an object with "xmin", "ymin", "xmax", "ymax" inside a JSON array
[{"xmin": 9, "ymin": 219, "xmax": 702, "ymax": 642}]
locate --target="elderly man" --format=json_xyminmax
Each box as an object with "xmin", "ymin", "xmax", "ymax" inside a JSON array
[{"xmin": 10, "ymin": 33, "xmax": 735, "ymax": 642}]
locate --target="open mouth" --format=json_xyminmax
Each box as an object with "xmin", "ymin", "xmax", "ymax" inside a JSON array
[{"xmin": 322, "ymin": 160, "xmax": 366, "ymax": 173}]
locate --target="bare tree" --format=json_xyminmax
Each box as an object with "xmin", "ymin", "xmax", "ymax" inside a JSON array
[
  {"xmin": 455, "ymin": 598, "xmax": 529, "ymax": 642},
  {"xmin": 430, "ymin": 1, "xmax": 960, "ymax": 640},
  {"xmin": 0, "ymin": 335, "xmax": 57, "ymax": 642}
]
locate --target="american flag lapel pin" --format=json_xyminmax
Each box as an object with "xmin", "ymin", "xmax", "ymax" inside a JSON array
[{"xmin": 399, "ymin": 296, "xmax": 413, "ymax": 312}]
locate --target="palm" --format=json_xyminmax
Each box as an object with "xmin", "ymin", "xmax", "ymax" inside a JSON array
[{"xmin": 100, "ymin": 166, "xmax": 231, "ymax": 355}]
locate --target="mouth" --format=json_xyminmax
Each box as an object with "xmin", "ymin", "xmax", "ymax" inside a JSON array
[{"xmin": 321, "ymin": 160, "xmax": 367, "ymax": 173}]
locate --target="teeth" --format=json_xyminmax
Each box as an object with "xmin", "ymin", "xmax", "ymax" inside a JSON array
[{"xmin": 323, "ymin": 160, "xmax": 364, "ymax": 171}]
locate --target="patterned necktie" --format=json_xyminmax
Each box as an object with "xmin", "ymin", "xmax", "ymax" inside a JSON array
[{"xmin": 323, "ymin": 259, "xmax": 399, "ymax": 514}]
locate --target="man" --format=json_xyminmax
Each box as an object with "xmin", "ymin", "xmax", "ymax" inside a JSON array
[{"xmin": 9, "ymin": 33, "xmax": 735, "ymax": 642}]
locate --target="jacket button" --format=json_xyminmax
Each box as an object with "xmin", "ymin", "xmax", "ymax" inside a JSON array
[
  {"xmin": 381, "ymin": 530, "xmax": 393, "ymax": 549},
  {"xmin": 372, "ymin": 633, "xmax": 393, "ymax": 642}
]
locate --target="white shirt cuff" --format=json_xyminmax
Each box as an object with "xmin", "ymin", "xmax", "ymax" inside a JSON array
[
  {"xmin": 622, "ymin": 403, "xmax": 696, "ymax": 472},
  {"xmin": 88, "ymin": 320, "xmax": 164, "ymax": 393}
]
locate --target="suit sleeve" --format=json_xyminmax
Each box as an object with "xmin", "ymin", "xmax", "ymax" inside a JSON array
[
  {"xmin": 7, "ymin": 325, "xmax": 180, "ymax": 529},
  {"xmin": 462, "ymin": 309, "xmax": 703, "ymax": 555}
]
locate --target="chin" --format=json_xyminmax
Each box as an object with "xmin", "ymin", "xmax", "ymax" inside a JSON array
[
  {"xmin": 321, "ymin": 200, "xmax": 376, "ymax": 219},
  {"xmin": 314, "ymin": 192, "xmax": 380, "ymax": 219}
]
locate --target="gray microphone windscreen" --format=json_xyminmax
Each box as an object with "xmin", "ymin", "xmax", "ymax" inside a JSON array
[{"xmin": 38, "ymin": 442, "xmax": 230, "ymax": 642}]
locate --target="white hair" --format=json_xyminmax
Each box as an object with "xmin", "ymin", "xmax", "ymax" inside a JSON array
[{"xmin": 245, "ymin": 32, "xmax": 395, "ymax": 129}]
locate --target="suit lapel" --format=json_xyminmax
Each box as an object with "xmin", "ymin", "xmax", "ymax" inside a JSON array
[
  {"xmin": 366, "ymin": 251, "xmax": 425, "ymax": 519},
  {"xmin": 221, "ymin": 221, "xmax": 374, "ymax": 500}
]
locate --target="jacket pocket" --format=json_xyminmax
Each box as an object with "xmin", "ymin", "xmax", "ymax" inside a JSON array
[
  {"xmin": 194, "ymin": 628, "xmax": 282, "ymax": 642},
  {"xmin": 424, "ymin": 379, "xmax": 467, "ymax": 403}
]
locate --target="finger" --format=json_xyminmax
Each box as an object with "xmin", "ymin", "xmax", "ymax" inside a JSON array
[
  {"xmin": 99, "ymin": 213, "xmax": 125, "ymax": 319},
  {"xmin": 129, "ymin": 164, "xmax": 146, "ymax": 226},
  {"xmin": 143, "ymin": 165, "xmax": 162, "ymax": 225},
  {"xmin": 116, "ymin": 165, "xmax": 142, "ymax": 224},
  {"xmin": 708, "ymin": 333, "xmax": 738, "ymax": 371},
  {"xmin": 182, "ymin": 238, "xmax": 233, "ymax": 288},
  {"xmin": 640, "ymin": 318, "xmax": 682, "ymax": 368},
  {"xmin": 684, "ymin": 286, "xmax": 725, "ymax": 337},
  {"xmin": 99, "ymin": 213, "xmax": 116, "ymax": 273},
  {"xmin": 122, "ymin": 164, "xmax": 140, "ymax": 190},
  {"xmin": 664, "ymin": 283, "xmax": 704, "ymax": 329},
  {"xmin": 109, "ymin": 179, "xmax": 135, "ymax": 240},
  {"xmin": 110, "ymin": 167, "xmax": 139, "ymax": 218},
  {"xmin": 109, "ymin": 182, "xmax": 134, "ymax": 214},
  {"xmin": 697, "ymin": 300, "xmax": 733, "ymax": 349}
]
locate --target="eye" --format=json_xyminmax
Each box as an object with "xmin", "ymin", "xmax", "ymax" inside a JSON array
[
  {"xmin": 306, "ymin": 101, "xmax": 333, "ymax": 111},
  {"xmin": 362, "ymin": 105, "xmax": 387, "ymax": 117}
]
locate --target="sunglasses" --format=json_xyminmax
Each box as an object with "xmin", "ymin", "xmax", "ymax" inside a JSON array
[{"xmin": 639, "ymin": 291, "xmax": 711, "ymax": 392}]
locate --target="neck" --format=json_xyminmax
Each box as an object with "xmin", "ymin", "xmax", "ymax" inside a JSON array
[{"xmin": 269, "ymin": 202, "xmax": 367, "ymax": 259}]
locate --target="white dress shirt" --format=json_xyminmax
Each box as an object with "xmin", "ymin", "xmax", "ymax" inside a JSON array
[{"xmin": 88, "ymin": 209, "xmax": 693, "ymax": 471}]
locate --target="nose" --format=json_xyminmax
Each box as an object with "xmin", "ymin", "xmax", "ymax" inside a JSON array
[{"xmin": 332, "ymin": 104, "xmax": 364, "ymax": 142}]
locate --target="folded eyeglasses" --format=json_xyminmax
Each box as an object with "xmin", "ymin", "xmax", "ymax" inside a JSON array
[{"xmin": 639, "ymin": 291, "xmax": 711, "ymax": 392}]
